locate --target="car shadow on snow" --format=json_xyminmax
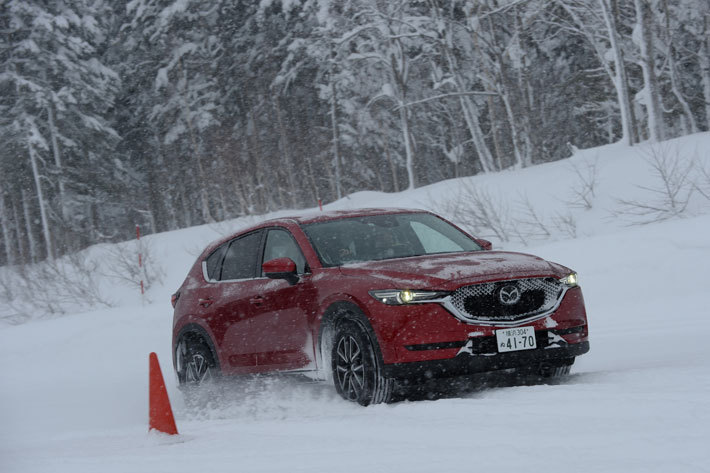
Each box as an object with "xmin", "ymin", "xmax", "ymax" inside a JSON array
[
  {"xmin": 176, "ymin": 369, "xmax": 597, "ymax": 419},
  {"xmin": 392, "ymin": 370, "xmax": 594, "ymax": 402}
]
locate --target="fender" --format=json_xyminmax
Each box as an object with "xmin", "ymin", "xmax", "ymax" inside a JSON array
[
  {"xmin": 174, "ymin": 323, "xmax": 222, "ymax": 373},
  {"xmin": 316, "ymin": 300, "xmax": 387, "ymax": 372}
]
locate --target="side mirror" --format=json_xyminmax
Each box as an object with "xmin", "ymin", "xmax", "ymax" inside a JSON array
[
  {"xmin": 262, "ymin": 257, "xmax": 299, "ymax": 285},
  {"xmin": 476, "ymin": 239, "xmax": 493, "ymax": 251}
]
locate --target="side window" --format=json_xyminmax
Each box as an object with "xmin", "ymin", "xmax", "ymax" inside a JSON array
[
  {"xmin": 204, "ymin": 243, "xmax": 228, "ymax": 281},
  {"xmin": 262, "ymin": 229, "xmax": 307, "ymax": 274},
  {"xmin": 220, "ymin": 232, "xmax": 262, "ymax": 281}
]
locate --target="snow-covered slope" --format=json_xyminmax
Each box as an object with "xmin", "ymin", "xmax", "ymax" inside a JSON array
[{"xmin": 1, "ymin": 134, "xmax": 709, "ymax": 473}]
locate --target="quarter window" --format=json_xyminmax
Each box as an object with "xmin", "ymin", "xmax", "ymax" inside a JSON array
[{"xmin": 204, "ymin": 244, "xmax": 228, "ymax": 281}]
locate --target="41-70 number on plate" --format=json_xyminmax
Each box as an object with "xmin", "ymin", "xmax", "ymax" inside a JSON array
[{"xmin": 495, "ymin": 326, "xmax": 536, "ymax": 352}]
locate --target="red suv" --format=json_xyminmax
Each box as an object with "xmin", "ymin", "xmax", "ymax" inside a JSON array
[{"xmin": 172, "ymin": 209, "xmax": 589, "ymax": 405}]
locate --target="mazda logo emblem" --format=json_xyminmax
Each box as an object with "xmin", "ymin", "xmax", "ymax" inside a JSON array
[{"xmin": 499, "ymin": 285, "xmax": 521, "ymax": 305}]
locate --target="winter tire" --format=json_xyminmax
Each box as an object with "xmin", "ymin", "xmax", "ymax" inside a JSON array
[
  {"xmin": 331, "ymin": 319, "xmax": 393, "ymax": 405},
  {"xmin": 540, "ymin": 357, "xmax": 574, "ymax": 378}
]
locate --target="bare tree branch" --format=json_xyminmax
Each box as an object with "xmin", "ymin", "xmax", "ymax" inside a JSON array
[
  {"xmin": 393, "ymin": 91, "xmax": 499, "ymax": 111},
  {"xmin": 611, "ymin": 145, "xmax": 694, "ymax": 224}
]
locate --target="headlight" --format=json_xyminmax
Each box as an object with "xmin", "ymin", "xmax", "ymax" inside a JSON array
[
  {"xmin": 560, "ymin": 272, "xmax": 579, "ymax": 287},
  {"xmin": 369, "ymin": 289, "xmax": 448, "ymax": 305}
]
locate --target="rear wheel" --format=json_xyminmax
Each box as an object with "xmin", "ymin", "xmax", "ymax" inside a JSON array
[
  {"xmin": 331, "ymin": 320, "xmax": 393, "ymax": 405},
  {"xmin": 176, "ymin": 337, "xmax": 217, "ymax": 387}
]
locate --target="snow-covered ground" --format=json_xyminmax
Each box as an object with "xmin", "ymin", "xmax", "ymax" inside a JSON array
[{"xmin": 1, "ymin": 134, "xmax": 709, "ymax": 472}]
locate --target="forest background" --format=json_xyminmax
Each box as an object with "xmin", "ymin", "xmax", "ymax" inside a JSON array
[{"xmin": 1, "ymin": 0, "xmax": 709, "ymax": 265}]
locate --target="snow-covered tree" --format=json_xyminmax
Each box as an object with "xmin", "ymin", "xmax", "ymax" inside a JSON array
[
  {"xmin": 1, "ymin": 0, "xmax": 120, "ymax": 261},
  {"xmin": 2, "ymin": 0, "xmax": 708, "ymax": 267}
]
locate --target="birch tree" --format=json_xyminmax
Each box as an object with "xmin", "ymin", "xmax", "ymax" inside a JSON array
[
  {"xmin": 1, "ymin": 0, "xmax": 120, "ymax": 260},
  {"xmin": 419, "ymin": 1, "xmax": 498, "ymax": 172},
  {"xmin": 633, "ymin": 0, "xmax": 665, "ymax": 141},
  {"xmin": 339, "ymin": 0, "xmax": 424, "ymax": 189}
]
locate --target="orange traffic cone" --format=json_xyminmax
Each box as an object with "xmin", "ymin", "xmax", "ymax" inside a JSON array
[{"xmin": 149, "ymin": 352, "xmax": 179, "ymax": 435}]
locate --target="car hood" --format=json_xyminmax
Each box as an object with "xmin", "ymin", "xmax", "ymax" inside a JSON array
[{"xmin": 338, "ymin": 251, "xmax": 566, "ymax": 290}]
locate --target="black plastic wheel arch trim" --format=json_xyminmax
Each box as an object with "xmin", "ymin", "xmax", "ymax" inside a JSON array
[{"xmin": 174, "ymin": 323, "xmax": 221, "ymax": 372}]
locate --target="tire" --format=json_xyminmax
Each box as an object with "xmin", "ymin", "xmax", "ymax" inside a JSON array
[
  {"xmin": 175, "ymin": 337, "xmax": 217, "ymax": 387},
  {"xmin": 331, "ymin": 319, "xmax": 393, "ymax": 405},
  {"xmin": 550, "ymin": 363, "xmax": 572, "ymax": 377},
  {"xmin": 539, "ymin": 357, "xmax": 574, "ymax": 378}
]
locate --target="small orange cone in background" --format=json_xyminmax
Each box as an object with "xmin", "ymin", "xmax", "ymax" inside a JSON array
[{"xmin": 149, "ymin": 352, "xmax": 179, "ymax": 435}]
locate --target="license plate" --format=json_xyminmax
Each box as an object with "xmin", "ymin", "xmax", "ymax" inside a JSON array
[{"xmin": 495, "ymin": 326, "xmax": 537, "ymax": 353}]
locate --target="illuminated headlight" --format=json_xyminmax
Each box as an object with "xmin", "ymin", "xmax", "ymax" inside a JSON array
[
  {"xmin": 560, "ymin": 272, "xmax": 579, "ymax": 287},
  {"xmin": 369, "ymin": 289, "xmax": 448, "ymax": 305}
]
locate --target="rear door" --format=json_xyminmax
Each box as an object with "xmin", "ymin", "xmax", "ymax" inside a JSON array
[{"xmin": 210, "ymin": 230, "xmax": 265, "ymax": 374}]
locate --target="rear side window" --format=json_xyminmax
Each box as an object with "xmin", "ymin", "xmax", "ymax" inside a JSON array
[{"xmin": 220, "ymin": 232, "xmax": 262, "ymax": 280}]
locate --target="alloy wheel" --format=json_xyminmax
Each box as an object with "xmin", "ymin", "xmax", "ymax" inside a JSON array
[
  {"xmin": 335, "ymin": 335, "xmax": 366, "ymax": 401},
  {"xmin": 185, "ymin": 351, "xmax": 212, "ymax": 385}
]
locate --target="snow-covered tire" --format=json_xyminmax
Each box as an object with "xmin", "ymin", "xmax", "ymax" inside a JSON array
[
  {"xmin": 540, "ymin": 358, "xmax": 574, "ymax": 378},
  {"xmin": 331, "ymin": 319, "xmax": 393, "ymax": 406},
  {"xmin": 551, "ymin": 364, "xmax": 572, "ymax": 377},
  {"xmin": 175, "ymin": 337, "xmax": 217, "ymax": 387}
]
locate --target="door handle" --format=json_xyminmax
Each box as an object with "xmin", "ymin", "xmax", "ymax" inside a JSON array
[
  {"xmin": 198, "ymin": 298, "xmax": 214, "ymax": 308},
  {"xmin": 249, "ymin": 296, "xmax": 264, "ymax": 306}
]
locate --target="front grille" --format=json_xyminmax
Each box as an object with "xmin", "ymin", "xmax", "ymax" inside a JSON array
[{"xmin": 449, "ymin": 277, "xmax": 564, "ymax": 322}]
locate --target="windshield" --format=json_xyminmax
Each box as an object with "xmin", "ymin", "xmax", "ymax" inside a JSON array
[{"xmin": 302, "ymin": 213, "xmax": 482, "ymax": 267}]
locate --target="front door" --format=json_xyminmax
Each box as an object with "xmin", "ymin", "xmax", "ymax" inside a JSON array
[{"xmin": 248, "ymin": 228, "xmax": 316, "ymax": 370}]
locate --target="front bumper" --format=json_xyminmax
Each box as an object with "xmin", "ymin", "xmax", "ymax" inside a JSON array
[
  {"xmin": 383, "ymin": 340, "xmax": 589, "ymax": 380},
  {"xmin": 368, "ymin": 286, "xmax": 588, "ymax": 365}
]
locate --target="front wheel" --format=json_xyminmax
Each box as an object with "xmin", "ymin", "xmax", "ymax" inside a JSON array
[
  {"xmin": 331, "ymin": 320, "xmax": 393, "ymax": 405},
  {"xmin": 539, "ymin": 357, "xmax": 575, "ymax": 378}
]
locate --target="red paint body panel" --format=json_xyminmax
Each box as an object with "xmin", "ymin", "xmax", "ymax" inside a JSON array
[{"xmin": 172, "ymin": 209, "xmax": 589, "ymax": 379}]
